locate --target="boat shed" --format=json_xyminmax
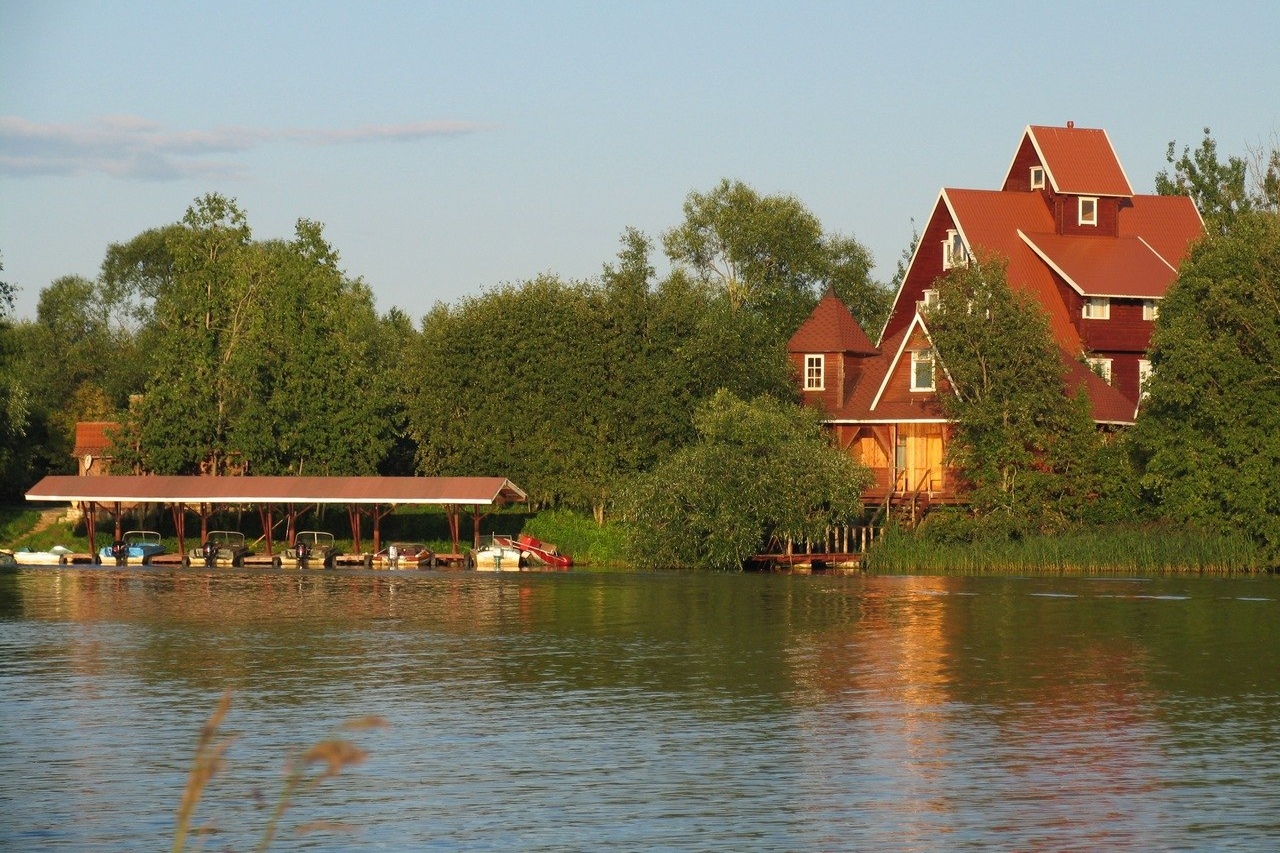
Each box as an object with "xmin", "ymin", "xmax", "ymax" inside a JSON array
[{"xmin": 24, "ymin": 475, "xmax": 528, "ymax": 562}]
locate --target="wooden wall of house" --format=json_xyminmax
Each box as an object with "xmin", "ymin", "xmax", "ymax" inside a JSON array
[
  {"xmin": 1002, "ymin": 135, "xmax": 1043, "ymax": 192},
  {"xmin": 885, "ymin": 204, "xmax": 954, "ymax": 341},
  {"xmin": 1081, "ymin": 298, "xmax": 1154, "ymax": 353},
  {"xmin": 1053, "ymin": 194, "xmax": 1121, "ymax": 237},
  {"xmin": 1109, "ymin": 353, "xmax": 1144, "ymax": 404}
]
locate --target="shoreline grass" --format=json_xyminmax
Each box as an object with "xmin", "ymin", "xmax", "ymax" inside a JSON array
[{"xmin": 864, "ymin": 522, "xmax": 1269, "ymax": 575}]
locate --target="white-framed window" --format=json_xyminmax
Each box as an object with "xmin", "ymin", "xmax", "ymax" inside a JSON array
[
  {"xmin": 1082, "ymin": 296, "xmax": 1110, "ymax": 320},
  {"xmin": 804, "ymin": 354, "xmax": 824, "ymax": 390},
  {"xmin": 942, "ymin": 229, "xmax": 969, "ymax": 270},
  {"xmin": 1087, "ymin": 357, "xmax": 1113, "ymax": 384},
  {"xmin": 1079, "ymin": 196, "xmax": 1098, "ymax": 226},
  {"xmin": 1030, "ymin": 166, "xmax": 1045, "ymax": 190},
  {"xmin": 910, "ymin": 349, "xmax": 935, "ymax": 391},
  {"xmin": 918, "ymin": 288, "xmax": 939, "ymax": 312},
  {"xmin": 1138, "ymin": 358, "xmax": 1153, "ymax": 400},
  {"xmin": 1143, "ymin": 299, "xmax": 1159, "ymax": 321}
]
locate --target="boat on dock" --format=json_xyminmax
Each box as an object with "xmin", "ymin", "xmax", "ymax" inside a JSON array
[
  {"xmin": 284, "ymin": 531, "xmax": 341, "ymax": 569},
  {"xmin": 516, "ymin": 534, "xmax": 572, "ymax": 569},
  {"xmin": 11, "ymin": 545, "xmax": 74, "ymax": 565},
  {"xmin": 99, "ymin": 530, "xmax": 167, "ymax": 565},
  {"xmin": 374, "ymin": 542, "xmax": 436, "ymax": 569},
  {"xmin": 188, "ymin": 530, "xmax": 252, "ymax": 567},
  {"xmin": 472, "ymin": 535, "xmax": 524, "ymax": 571}
]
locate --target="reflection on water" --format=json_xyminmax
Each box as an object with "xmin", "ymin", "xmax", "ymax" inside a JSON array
[{"xmin": 1, "ymin": 568, "xmax": 1278, "ymax": 851}]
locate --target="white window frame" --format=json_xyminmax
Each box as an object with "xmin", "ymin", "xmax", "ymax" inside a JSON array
[
  {"xmin": 1079, "ymin": 196, "xmax": 1098, "ymax": 226},
  {"xmin": 910, "ymin": 350, "xmax": 935, "ymax": 392},
  {"xmin": 942, "ymin": 230, "xmax": 968, "ymax": 270},
  {"xmin": 804, "ymin": 354, "xmax": 825, "ymax": 391},
  {"xmin": 1030, "ymin": 166, "xmax": 1045, "ymax": 190},
  {"xmin": 1087, "ymin": 357, "xmax": 1113, "ymax": 384},
  {"xmin": 1138, "ymin": 358, "xmax": 1153, "ymax": 400},
  {"xmin": 1143, "ymin": 299, "xmax": 1159, "ymax": 321},
  {"xmin": 1082, "ymin": 296, "xmax": 1110, "ymax": 320},
  {"xmin": 918, "ymin": 288, "xmax": 939, "ymax": 312}
]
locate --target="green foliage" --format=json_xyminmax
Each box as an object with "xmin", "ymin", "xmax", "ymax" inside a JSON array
[
  {"xmin": 662, "ymin": 178, "xmax": 890, "ymax": 336},
  {"xmin": 620, "ymin": 390, "xmax": 872, "ymax": 570},
  {"xmin": 0, "ymin": 252, "xmax": 35, "ymax": 497},
  {"xmin": 1157, "ymin": 128, "xmax": 1280, "ymax": 233},
  {"xmin": 112, "ymin": 196, "xmax": 395, "ymax": 476},
  {"xmin": 1132, "ymin": 209, "xmax": 1280, "ymax": 558},
  {"xmin": 866, "ymin": 518, "xmax": 1266, "ymax": 573},
  {"xmin": 925, "ymin": 254, "xmax": 1109, "ymax": 535},
  {"xmin": 405, "ymin": 233, "xmax": 794, "ymax": 519},
  {"xmin": 521, "ymin": 509, "xmax": 630, "ymax": 565}
]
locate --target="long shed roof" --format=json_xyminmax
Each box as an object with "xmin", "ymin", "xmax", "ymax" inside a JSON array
[{"xmin": 25, "ymin": 475, "xmax": 527, "ymax": 506}]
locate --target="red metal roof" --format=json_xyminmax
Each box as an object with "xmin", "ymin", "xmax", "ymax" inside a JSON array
[
  {"xmin": 1020, "ymin": 232, "xmax": 1177, "ymax": 299},
  {"xmin": 1061, "ymin": 355, "xmax": 1137, "ymax": 425},
  {"xmin": 25, "ymin": 475, "xmax": 527, "ymax": 506},
  {"xmin": 1026, "ymin": 124, "xmax": 1133, "ymax": 197},
  {"xmin": 1119, "ymin": 194, "xmax": 1204, "ymax": 268},
  {"xmin": 943, "ymin": 188, "xmax": 1084, "ymax": 352},
  {"xmin": 74, "ymin": 422, "xmax": 118, "ymax": 455},
  {"xmin": 788, "ymin": 290, "xmax": 878, "ymax": 355}
]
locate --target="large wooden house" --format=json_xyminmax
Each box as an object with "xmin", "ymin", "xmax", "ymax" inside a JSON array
[{"xmin": 789, "ymin": 123, "xmax": 1204, "ymax": 506}]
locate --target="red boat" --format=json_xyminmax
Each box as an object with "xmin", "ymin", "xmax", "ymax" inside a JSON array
[{"xmin": 515, "ymin": 534, "xmax": 573, "ymax": 569}]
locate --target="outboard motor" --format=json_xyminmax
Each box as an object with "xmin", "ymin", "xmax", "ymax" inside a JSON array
[
  {"xmin": 296, "ymin": 539, "xmax": 310, "ymax": 569},
  {"xmin": 202, "ymin": 540, "xmax": 217, "ymax": 568},
  {"xmin": 111, "ymin": 539, "xmax": 127, "ymax": 567}
]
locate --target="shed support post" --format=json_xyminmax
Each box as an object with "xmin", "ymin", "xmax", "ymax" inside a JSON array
[
  {"xmin": 86, "ymin": 501, "xmax": 99, "ymax": 563},
  {"xmin": 172, "ymin": 502, "xmax": 187, "ymax": 557}
]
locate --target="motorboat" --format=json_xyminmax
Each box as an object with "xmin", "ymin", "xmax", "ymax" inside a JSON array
[
  {"xmin": 375, "ymin": 542, "xmax": 435, "ymax": 569},
  {"xmin": 99, "ymin": 530, "xmax": 167, "ymax": 565},
  {"xmin": 472, "ymin": 535, "xmax": 524, "ymax": 571},
  {"xmin": 516, "ymin": 534, "xmax": 573, "ymax": 569},
  {"xmin": 11, "ymin": 545, "xmax": 74, "ymax": 565},
  {"xmin": 284, "ymin": 531, "xmax": 341, "ymax": 569},
  {"xmin": 187, "ymin": 530, "xmax": 251, "ymax": 567}
]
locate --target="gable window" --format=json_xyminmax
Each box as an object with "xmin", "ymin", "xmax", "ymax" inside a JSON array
[
  {"xmin": 1078, "ymin": 196, "xmax": 1098, "ymax": 226},
  {"xmin": 1087, "ymin": 357, "xmax": 1113, "ymax": 384},
  {"xmin": 804, "ymin": 355, "xmax": 824, "ymax": 390},
  {"xmin": 918, "ymin": 288, "xmax": 939, "ymax": 312},
  {"xmin": 1082, "ymin": 296, "xmax": 1110, "ymax": 320},
  {"xmin": 910, "ymin": 349, "xmax": 935, "ymax": 391},
  {"xmin": 942, "ymin": 230, "xmax": 969, "ymax": 270},
  {"xmin": 1030, "ymin": 166, "xmax": 1045, "ymax": 190},
  {"xmin": 1143, "ymin": 299, "xmax": 1159, "ymax": 321}
]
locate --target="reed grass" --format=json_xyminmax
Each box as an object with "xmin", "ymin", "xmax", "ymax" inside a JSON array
[
  {"xmin": 865, "ymin": 523, "xmax": 1267, "ymax": 574},
  {"xmin": 172, "ymin": 691, "xmax": 387, "ymax": 852}
]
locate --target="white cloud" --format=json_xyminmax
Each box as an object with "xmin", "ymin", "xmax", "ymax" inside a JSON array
[{"xmin": 0, "ymin": 115, "xmax": 494, "ymax": 181}]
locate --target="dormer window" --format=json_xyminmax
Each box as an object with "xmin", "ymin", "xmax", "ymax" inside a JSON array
[
  {"xmin": 918, "ymin": 289, "xmax": 939, "ymax": 312},
  {"xmin": 942, "ymin": 230, "xmax": 969, "ymax": 270},
  {"xmin": 1078, "ymin": 197, "xmax": 1098, "ymax": 226},
  {"xmin": 910, "ymin": 350, "xmax": 935, "ymax": 391},
  {"xmin": 1082, "ymin": 296, "xmax": 1110, "ymax": 320},
  {"xmin": 804, "ymin": 355, "xmax": 824, "ymax": 390},
  {"xmin": 1030, "ymin": 166, "xmax": 1045, "ymax": 190}
]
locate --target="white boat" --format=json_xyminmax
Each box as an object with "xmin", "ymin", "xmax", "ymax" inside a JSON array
[
  {"xmin": 472, "ymin": 536, "xmax": 524, "ymax": 571},
  {"xmin": 13, "ymin": 545, "xmax": 74, "ymax": 565}
]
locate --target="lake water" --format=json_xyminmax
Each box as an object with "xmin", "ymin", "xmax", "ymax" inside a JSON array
[{"xmin": 1, "ymin": 566, "xmax": 1278, "ymax": 852}]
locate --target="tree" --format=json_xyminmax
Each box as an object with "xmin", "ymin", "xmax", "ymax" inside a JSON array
[
  {"xmin": 1132, "ymin": 209, "xmax": 1280, "ymax": 558},
  {"xmin": 1157, "ymin": 127, "xmax": 1280, "ymax": 233},
  {"xmin": 0, "ymin": 251, "xmax": 34, "ymax": 496},
  {"xmin": 112, "ymin": 197, "xmax": 393, "ymax": 476},
  {"xmin": 620, "ymin": 390, "xmax": 873, "ymax": 570},
  {"xmin": 924, "ymin": 253, "xmax": 1108, "ymax": 535},
  {"xmin": 662, "ymin": 179, "xmax": 889, "ymax": 336},
  {"xmin": 404, "ymin": 233, "xmax": 796, "ymax": 520}
]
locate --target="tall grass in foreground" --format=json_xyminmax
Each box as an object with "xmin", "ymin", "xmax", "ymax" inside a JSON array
[
  {"xmin": 865, "ymin": 524, "xmax": 1268, "ymax": 574},
  {"xmin": 173, "ymin": 692, "xmax": 387, "ymax": 853}
]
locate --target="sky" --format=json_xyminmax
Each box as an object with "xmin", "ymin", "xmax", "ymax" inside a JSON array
[{"xmin": 3, "ymin": 1, "xmax": 1278, "ymax": 322}]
